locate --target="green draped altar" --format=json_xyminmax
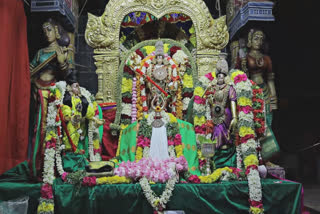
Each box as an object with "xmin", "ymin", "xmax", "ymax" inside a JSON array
[
  {"xmin": 0, "ymin": 162, "xmax": 302, "ymax": 214},
  {"xmin": 118, "ymin": 119, "xmax": 201, "ymax": 175}
]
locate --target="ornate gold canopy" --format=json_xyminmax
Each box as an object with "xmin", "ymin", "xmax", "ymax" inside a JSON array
[{"xmin": 85, "ymin": 0, "xmax": 229, "ymax": 103}]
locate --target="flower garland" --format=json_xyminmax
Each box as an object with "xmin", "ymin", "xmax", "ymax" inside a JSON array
[
  {"xmin": 198, "ymin": 167, "xmax": 242, "ymax": 183},
  {"xmin": 114, "ymin": 156, "xmax": 188, "ymax": 183},
  {"xmin": 37, "ymin": 81, "xmax": 104, "ymax": 214},
  {"xmin": 131, "ymin": 112, "xmax": 186, "ymax": 212},
  {"xmin": 140, "ymin": 175, "xmax": 178, "ymax": 212},
  {"xmin": 194, "ymin": 69, "xmax": 264, "ymax": 213},
  {"xmin": 230, "ymin": 69, "xmax": 264, "ymax": 214}
]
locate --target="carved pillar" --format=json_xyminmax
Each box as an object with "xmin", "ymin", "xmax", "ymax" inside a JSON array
[
  {"xmin": 196, "ymin": 50, "xmax": 221, "ymax": 78},
  {"xmin": 93, "ymin": 52, "xmax": 119, "ymax": 103}
]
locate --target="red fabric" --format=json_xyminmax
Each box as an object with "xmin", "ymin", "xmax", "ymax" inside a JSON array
[
  {"xmin": 101, "ymin": 109, "xmax": 119, "ymax": 160},
  {"xmin": 0, "ymin": 1, "xmax": 30, "ymax": 174}
]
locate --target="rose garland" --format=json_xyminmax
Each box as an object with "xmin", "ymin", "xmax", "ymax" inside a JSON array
[{"xmin": 230, "ymin": 69, "xmax": 264, "ymax": 214}]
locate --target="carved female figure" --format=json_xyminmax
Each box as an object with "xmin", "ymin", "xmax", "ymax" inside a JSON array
[
  {"xmin": 30, "ymin": 18, "xmax": 72, "ymax": 178},
  {"xmin": 237, "ymin": 29, "xmax": 279, "ymax": 160},
  {"xmin": 238, "ymin": 29, "xmax": 277, "ymax": 111}
]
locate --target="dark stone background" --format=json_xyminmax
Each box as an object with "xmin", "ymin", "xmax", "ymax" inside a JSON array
[{"xmin": 25, "ymin": 0, "xmax": 320, "ymax": 184}]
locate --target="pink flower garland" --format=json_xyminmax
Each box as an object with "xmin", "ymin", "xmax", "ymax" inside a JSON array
[
  {"xmin": 131, "ymin": 77, "xmax": 137, "ymax": 123},
  {"xmin": 114, "ymin": 156, "xmax": 188, "ymax": 183}
]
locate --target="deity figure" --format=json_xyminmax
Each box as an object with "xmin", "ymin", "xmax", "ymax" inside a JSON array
[
  {"xmin": 61, "ymin": 71, "xmax": 104, "ymax": 171},
  {"xmin": 60, "ymin": 70, "xmax": 104, "ymax": 172},
  {"xmin": 30, "ymin": 18, "xmax": 72, "ymax": 178},
  {"xmin": 146, "ymin": 40, "xmax": 180, "ymax": 113},
  {"xmin": 206, "ymin": 63, "xmax": 237, "ymax": 149},
  {"xmin": 200, "ymin": 58, "xmax": 238, "ymax": 169},
  {"xmin": 236, "ymin": 29, "xmax": 279, "ymax": 160}
]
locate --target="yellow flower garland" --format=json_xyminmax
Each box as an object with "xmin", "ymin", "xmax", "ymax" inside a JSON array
[
  {"xmin": 37, "ymin": 201, "xmax": 54, "ymax": 213},
  {"xmin": 194, "ymin": 116, "xmax": 206, "ymax": 126},
  {"xmin": 168, "ymin": 113, "xmax": 177, "ymax": 123},
  {"xmin": 96, "ymin": 175, "xmax": 131, "ymax": 185},
  {"xmin": 243, "ymin": 154, "xmax": 259, "ymax": 168},
  {"xmin": 199, "ymin": 167, "xmax": 233, "ymax": 183},
  {"xmin": 231, "ymin": 70, "xmax": 244, "ymax": 81},
  {"xmin": 136, "ymin": 75, "xmax": 143, "ymax": 121},
  {"xmin": 182, "ymin": 74, "xmax": 193, "ymax": 88},
  {"xmin": 135, "ymin": 146, "xmax": 143, "ymax": 162},
  {"xmin": 194, "ymin": 86, "xmax": 205, "ymax": 97},
  {"xmin": 250, "ymin": 207, "xmax": 264, "ymax": 214},
  {"xmin": 238, "ymin": 97, "xmax": 253, "ymax": 107},
  {"xmin": 239, "ymin": 126, "xmax": 255, "ymax": 137},
  {"xmin": 121, "ymin": 78, "xmax": 133, "ymax": 93},
  {"xmin": 175, "ymin": 145, "xmax": 183, "ymax": 158}
]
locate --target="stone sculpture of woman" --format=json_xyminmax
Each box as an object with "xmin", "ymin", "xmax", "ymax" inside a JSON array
[
  {"xmin": 30, "ymin": 18, "xmax": 72, "ymax": 178},
  {"xmin": 236, "ymin": 29, "xmax": 279, "ymax": 161}
]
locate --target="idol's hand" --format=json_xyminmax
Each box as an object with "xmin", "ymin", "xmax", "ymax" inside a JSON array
[
  {"xmin": 228, "ymin": 118, "xmax": 238, "ymax": 135},
  {"xmin": 56, "ymin": 46, "xmax": 68, "ymax": 65}
]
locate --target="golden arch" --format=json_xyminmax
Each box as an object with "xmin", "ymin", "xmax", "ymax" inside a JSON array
[{"xmin": 85, "ymin": 0, "xmax": 229, "ymax": 103}]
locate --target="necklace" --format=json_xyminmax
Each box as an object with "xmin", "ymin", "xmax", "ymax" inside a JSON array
[
  {"xmin": 210, "ymin": 84, "xmax": 230, "ymax": 125},
  {"xmin": 249, "ymin": 51, "xmax": 264, "ymax": 68}
]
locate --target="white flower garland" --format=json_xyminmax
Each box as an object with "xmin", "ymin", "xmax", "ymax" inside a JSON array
[
  {"xmin": 146, "ymin": 110, "xmax": 170, "ymax": 126},
  {"xmin": 140, "ymin": 175, "xmax": 178, "ymax": 211},
  {"xmin": 43, "ymin": 147, "xmax": 55, "ymax": 185},
  {"xmin": 247, "ymin": 169, "xmax": 263, "ymax": 201}
]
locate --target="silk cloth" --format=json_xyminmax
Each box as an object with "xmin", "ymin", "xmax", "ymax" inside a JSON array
[
  {"xmin": 0, "ymin": 0, "xmax": 30, "ymax": 174},
  {"xmin": 118, "ymin": 119, "xmax": 201, "ymax": 175},
  {"xmin": 149, "ymin": 126, "xmax": 170, "ymax": 160},
  {"xmin": 101, "ymin": 108, "xmax": 119, "ymax": 160},
  {"xmin": 0, "ymin": 162, "xmax": 302, "ymax": 214}
]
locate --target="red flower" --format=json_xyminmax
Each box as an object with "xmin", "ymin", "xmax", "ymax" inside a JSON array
[
  {"xmin": 245, "ymin": 165, "xmax": 258, "ymax": 175},
  {"xmin": 174, "ymin": 134, "xmax": 182, "ymax": 145},
  {"xmin": 135, "ymin": 49, "xmax": 144, "ymax": 59},
  {"xmin": 141, "ymin": 96, "xmax": 147, "ymax": 102},
  {"xmin": 124, "ymin": 65, "xmax": 134, "ymax": 75},
  {"xmin": 240, "ymin": 134, "xmax": 255, "ymax": 143},
  {"xmin": 188, "ymin": 175, "xmax": 201, "ymax": 183},
  {"xmin": 50, "ymin": 83, "xmax": 55, "ymax": 87},
  {"xmin": 144, "ymin": 62, "xmax": 150, "ymax": 68},
  {"xmin": 170, "ymin": 46, "xmax": 181, "ymax": 56},
  {"xmin": 171, "ymin": 64, "xmax": 177, "ymax": 69},
  {"xmin": 182, "ymin": 92, "xmax": 193, "ymax": 97},
  {"xmin": 41, "ymin": 183, "xmax": 53, "ymax": 199},
  {"xmin": 143, "ymin": 106, "xmax": 148, "ymax": 112},
  {"xmin": 249, "ymin": 200, "xmax": 263, "ymax": 209},
  {"xmin": 122, "ymin": 97, "xmax": 132, "ymax": 103}
]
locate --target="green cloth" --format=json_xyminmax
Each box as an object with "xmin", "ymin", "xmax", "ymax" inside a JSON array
[
  {"xmin": 62, "ymin": 153, "xmax": 89, "ymax": 173},
  {"xmin": 261, "ymin": 104, "xmax": 280, "ymax": 160},
  {"xmin": 118, "ymin": 120, "xmax": 200, "ymax": 175},
  {"xmin": 0, "ymin": 162, "xmax": 302, "ymax": 214},
  {"xmin": 213, "ymin": 145, "xmax": 237, "ymax": 169}
]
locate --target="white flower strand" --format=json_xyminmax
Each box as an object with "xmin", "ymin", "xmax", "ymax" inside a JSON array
[{"xmin": 140, "ymin": 175, "xmax": 178, "ymax": 211}]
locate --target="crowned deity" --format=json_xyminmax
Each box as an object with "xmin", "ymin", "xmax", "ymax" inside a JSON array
[
  {"xmin": 146, "ymin": 40, "xmax": 180, "ymax": 113},
  {"xmin": 60, "ymin": 70, "xmax": 104, "ymax": 172},
  {"xmin": 206, "ymin": 59, "xmax": 237, "ymax": 149}
]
